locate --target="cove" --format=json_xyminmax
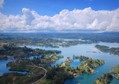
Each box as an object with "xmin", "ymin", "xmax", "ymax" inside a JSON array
[{"xmin": 0, "ymin": 42, "xmax": 119, "ymax": 84}]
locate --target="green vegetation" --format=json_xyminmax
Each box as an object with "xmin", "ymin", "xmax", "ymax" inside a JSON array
[
  {"xmin": 0, "ymin": 33, "xmax": 97, "ymax": 48},
  {"xmin": 0, "ymin": 43, "xmax": 106, "ymax": 84},
  {"xmin": 0, "ymin": 73, "xmax": 26, "ymax": 84},
  {"xmin": 41, "ymin": 54, "xmax": 64, "ymax": 63},
  {"xmin": 7, "ymin": 60, "xmax": 33, "ymax": 71},
  {"xmin": 46, "ymin": 58, "xmax": 75, "ymax": 84},
  {"xmin": 73, "ymin": 55, "xmax": 105, "ymax": 74},
  {"xmin": 77, "ymin": 58, "xmax": 105, "ymax": 74},
  {"xmin": 0, "ymin": 54, "xmax": 64, "ymax": 84},
  {"xmin": 1, "ymin": 33, "xmax": 119, "ymax": 44},
  {"xmin": 95, "ymin": 45, "xmax": 109, "ymax": 52},
  {"xmin": 0, "ymin": 55, "xmax": 105, "ymax": 84},
  {"xmin": 39, "ymin": 79, "xmax": 52, "ymax": 84},
  {"xmin": 59, "ymin": 57, "xmax": 73, "ymax": 68},
  {"xmin": 0, "ymin": 44, "xmax": 61, "ymax": 59},
  {"xmin": 0, "ymin": 33, "xmax": 119, "ymax": 84},
  {"xmin": 95, "ymin": 45, "xmax": 119, "ymax": 56},
  {"xmin": 0, "ymin": 65, "xmax": 45, "ymax": 84},
  {"xmin": 6, "ymin": 59, "xmax": 46, "ymax": 84},
  {"xmin": 73, "ymin": 55, "xmax": 89, "ymax": 61},
  {"xmin": 110, "ymin": 65, "xmax": 119, "ymax": 79},
  {"xmin": 96, "ymin": 73, "xmax": 113, "ymax": 84},
  {"xmin": 95, "ymin": 65, "xmax": 119, "ymax": 84},
  {"xmin": 46, "ymin": 56, "xmax": 105, "ymax": 84},
  {"xmin": 46, "ymin": 66, "xmax": 73, "ymax": 84},
  {"xmin": 77, "ymin": 59, "xmax": 104, "ymax": 74},
  {"xmin": 7, "ymin": 54, "xmax": 63, "ymax": 71}
]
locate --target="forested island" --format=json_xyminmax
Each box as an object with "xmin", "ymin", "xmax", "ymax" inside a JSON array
[
  {"xmin": 73, "ymin": 56, "xmax": 105, "ymax": 74},
  {"xmin": 0, "ymin": 55, "xmax": 105, "ymax": 84},
  {"xmin": 0, "ymin": 44, "xmax": 61, "ymax": 59},
  {"xmin": 0, "ymin": 33, "xmax": 119, "ymax": 84},
  {"xmin": 0, "ymin": 54, "xmax": 64, "ymax": 84},
  {"xmin": 96, "ymin": 73, "xmax": 113, "ymax": 84},
  {"xmin": 95, "ymin": 45, "xmax": 119, "ymax": 56},
  {"xmin": 95, "ymin": 65, "xmax": 119, "ymax": 84},
  {"xmin": 110, "ymin": 65, "xmax": 119, "ymax": 79}
]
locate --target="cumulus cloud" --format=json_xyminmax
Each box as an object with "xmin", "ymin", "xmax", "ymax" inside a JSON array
[
  {"xmin": 22, "ymin": 8, "xmax": 35, "ymax": 25},
  {"xmin": 0, "ymin": 0, "xmax": 4, "ymax": 7},
  {"xmin": 0, "ymin": 7, "xmax": 119, "ymax": 32}
]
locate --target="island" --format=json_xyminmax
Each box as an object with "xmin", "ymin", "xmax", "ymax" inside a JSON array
[
  {"xmin": 0, "ymin": 55, "xmax": 105, "ymax": 84},
  {"xmin": 95, "ymin": 65, "xmax": 119, "ymax": 84},
  {"xmin": 96, "ymin": 73, "xmax": 113, "ymax": 84},
  {"xmin": 0, "ymin": 44, "xmax": 61, "ymax": 59},
  {"xmin": 95, "ymin": 45, "xmax": 119, "ymax": 56},
  {"xmin": 73, "ymin": 56, "xmax": 105, "ymax": 74},
  {"xmin": 110, "ymin": 65, "xmax": 119, "ymax": 79},
  {"xmin": 77, "ymin": 58, "xmax": 104, "ymax": 74},
  {"xmin": 0, "ymin": 54, "xmax": 64, "ymax": 84}
]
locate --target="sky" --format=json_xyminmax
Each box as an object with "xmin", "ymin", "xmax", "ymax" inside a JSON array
[{"xmin": 0, "ymin": 0, "xmax": 119, "ymax": 32}]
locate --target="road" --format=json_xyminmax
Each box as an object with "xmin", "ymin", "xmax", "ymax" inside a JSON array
[{"xmin": 27, "ymin": 64, "xmax": 47, "ymax": 84}]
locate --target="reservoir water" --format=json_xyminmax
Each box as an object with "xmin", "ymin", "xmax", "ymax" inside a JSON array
[{"xmin": 0, "ymin": 42, "xmax": 119, "ymax": 84}]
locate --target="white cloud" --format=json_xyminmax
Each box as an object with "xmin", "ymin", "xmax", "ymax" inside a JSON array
[
  {"xmin": 0, "ymin": 0, "xmax": 4, "ymax": 7},
  {"xmin": 22, "ymin": 8, "xmax": 35, "ymax": 25},
  {"xmin": 0, "ymin": 7, "xmax": 119, "ymax": 32}
]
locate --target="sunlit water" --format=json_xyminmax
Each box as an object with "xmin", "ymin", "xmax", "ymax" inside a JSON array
[{"xmin": 0, "ymin": 42, "xmax": 119, "ymax": 84}]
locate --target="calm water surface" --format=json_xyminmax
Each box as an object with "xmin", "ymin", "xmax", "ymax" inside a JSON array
[
  {"xmin": 0, "ymin": 42, "xmax": 119, "ymax": 84},
  {"xmin": 27, "ymin": 43, "xmax": 119, "ymax": 84}
]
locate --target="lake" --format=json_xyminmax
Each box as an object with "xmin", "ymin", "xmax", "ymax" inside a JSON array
[{"xmin": 0, "ymin": 42, "xmax": 119, "ymax": 84}]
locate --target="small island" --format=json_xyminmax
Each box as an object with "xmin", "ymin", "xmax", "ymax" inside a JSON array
[
  {"xmin": 95, "ymin": 45, "xmax": 119, "ymax": 56},
  {"xmin": 77, "ymin": 58, "xmax": 104, "ymax": 74},
  {"xmin": 73, "ymin": 56, "xmax": 105, "ymax": 74}
]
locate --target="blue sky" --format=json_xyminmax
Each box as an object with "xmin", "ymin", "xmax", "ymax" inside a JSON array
[
  {"xmin": 1, "ymin": 0, "xmax": 119, "ymax": 15},
  {"xmin": 0, "ymin": 0, "xmax": 119, "ymax": 32}
]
